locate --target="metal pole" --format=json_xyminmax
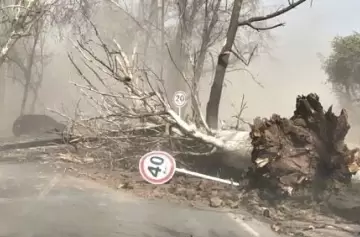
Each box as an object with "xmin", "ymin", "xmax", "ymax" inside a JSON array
[{"xmin": 175, "ymin": 168, "xmax": 239, "ymax": 186}]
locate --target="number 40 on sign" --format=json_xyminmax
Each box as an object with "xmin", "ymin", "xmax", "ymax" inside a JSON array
[
  {"xmin": 139, "ymin": 151, "xmax": 176, "ymax": 185},
  {"xmin": 139, "ymin": 151, "xmax": 241, "ymax": 186}
]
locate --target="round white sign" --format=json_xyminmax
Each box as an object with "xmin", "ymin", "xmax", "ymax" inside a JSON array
[
  {"xmin": 139, "ymin": 151, "xmax": 177, "ymax": 185},
  {"xmin": 173, "ymin": 91, "xmax": 187, "ymax": 107}
]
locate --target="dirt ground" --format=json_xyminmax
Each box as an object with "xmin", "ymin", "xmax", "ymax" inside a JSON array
[{"xmin": 2, "ymin": 144, "xmax": 360, "ymax": 237}]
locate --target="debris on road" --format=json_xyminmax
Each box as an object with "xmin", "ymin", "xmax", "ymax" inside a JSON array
[{"xmin": 3, "ymin": 93, "xmax": 360, "ymax": 237}]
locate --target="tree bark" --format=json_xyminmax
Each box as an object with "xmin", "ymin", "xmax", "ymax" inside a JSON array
[
  {"xmin": 20, "ymin": 34, "xmax": 39, "ymax": 115},
  {"xmin": 206, "ymin": 0, "xmax": 243, "ymax": 129},
  {"xmin": 191, "ymin": 0, "xmax": 221, "ymax": 125},
  {"xmin": 0, "ymin": 64, "xmax": 7, "ymax": 126}
]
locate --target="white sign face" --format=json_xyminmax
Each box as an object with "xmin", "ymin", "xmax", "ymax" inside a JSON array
[
  {"xmin": 139, "ymin": 151, "xmax": 177, "ymax": 185},
  {"xmin": 173, "ymin": 91, "xmax": 187, "ymax": 107}
]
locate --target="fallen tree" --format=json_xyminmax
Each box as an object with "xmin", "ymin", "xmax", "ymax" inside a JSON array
[{"xmin": 56, "ymin": 18, "xmax": 360, "ymax": 201}]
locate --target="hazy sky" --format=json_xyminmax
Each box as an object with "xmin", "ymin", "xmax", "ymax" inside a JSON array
[{"xmin": 211, "ymin": 0, "xmax": 360, "ymax": 121}]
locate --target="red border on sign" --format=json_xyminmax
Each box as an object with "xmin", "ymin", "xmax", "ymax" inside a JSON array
[{"xmin": 139, "ymin": 151, "xmax": 176, "ymax": 185}]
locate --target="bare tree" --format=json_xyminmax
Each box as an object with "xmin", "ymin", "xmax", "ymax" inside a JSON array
[
  {"xmin": 62, "ymin": 0, "xmax": 311, "ymax": 153},
  {"xmin": 7, "ymin": 19, "xmax": 50, "ymax": 115},
  {"xmin": 0, "ymin": 0, "xmax": 45, "ymax": 67},
  {"xmin": 206, "ymin": 0, "xmax": 309, "ymax": 129},
  {"xmin": 57, "ymin": 0, "xmax": 360, "ymax": 203},
  {"xmin": 0, "ymin": 0, "xmax": 97, "ymax": 117},
  {"xmin": 0, "ymin": 0, "xmax": 48, "ymax": 120}
]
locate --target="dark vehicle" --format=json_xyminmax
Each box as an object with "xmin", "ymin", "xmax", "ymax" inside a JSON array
[{"xmin": 12, "ymin": 114, "xmax": 66, "ymax": 137}]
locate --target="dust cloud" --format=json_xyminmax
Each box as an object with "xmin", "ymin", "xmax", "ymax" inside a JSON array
[{"xmin": 1, "ymin": 0, "xmax": 360, "ymax": 142}]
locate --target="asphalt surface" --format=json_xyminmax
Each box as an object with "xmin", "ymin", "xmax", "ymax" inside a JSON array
[{"xmin": 0, "ymin": 160, "xmax": 280, "ymax": 237}]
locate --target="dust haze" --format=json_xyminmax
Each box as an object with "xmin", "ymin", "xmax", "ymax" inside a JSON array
[{"xmin": 1, "ymin": 0, "xmax": 359, "ymax": 141}]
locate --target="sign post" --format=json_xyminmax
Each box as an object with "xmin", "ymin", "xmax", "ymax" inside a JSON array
[
  {"xmin": 139, "ymin": 151, "xmax": 240, "ymax": 186},
  {"xmin": 139, "ymin": 151, "xmax": 177, "ymax": 185},
  {"xmin": 172, "ymin": 91, "xmax": 187, "ymax": 118}
]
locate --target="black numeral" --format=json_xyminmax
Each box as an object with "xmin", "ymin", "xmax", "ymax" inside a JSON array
[
  {"xmin": 148, "ymin": 166, "xmax": 161, "ymax": 177},
  {"xmin": 150, "ymin": 156, "xmax": 164, "ymax": 165},
  {"xmin": 147, "ymin": 156, "xmax": 165, "ymax": 177},
  {"xmin": 176, "ymin": 95, "xmax": 184, "ymax": 102}
]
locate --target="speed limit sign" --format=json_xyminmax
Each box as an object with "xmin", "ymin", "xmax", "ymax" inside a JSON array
[
  {"xmin": 139, "ymin": 151, "xmax": 177, "ymax": 185},
  {"xmin": 173, "ymin": 91, "xmax": 187, "ymax": 107}
]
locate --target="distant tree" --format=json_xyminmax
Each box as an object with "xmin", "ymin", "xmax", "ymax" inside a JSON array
[
  {"xmin": 322, "ymin": 32, "xmax": 360, "ymax": 105},
  {"xmin": 0, "ymin": 0, "xmax": 96, "ymax": 116},
  {"xmin": 206, "ymin": 0, "xmax": 308, "ymax": 129}
]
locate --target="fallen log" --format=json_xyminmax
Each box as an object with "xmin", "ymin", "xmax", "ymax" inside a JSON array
[{"xmin": 249, "ymin": 93, "xmax": 360, "ymax": 196}]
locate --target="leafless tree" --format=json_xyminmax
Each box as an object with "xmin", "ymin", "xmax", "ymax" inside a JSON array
[
  {"xmin": 0, "ymin": 0, "xmax": 45, "ymax": 67},
  {"xmin": 206, "ymin": 0, "xmax": 309, "ymax": 129},
  {"xmin": 0, "ymin": 0, "xmax": 48, "ymax": 119},
  {"xmin": 0, "ymin": 0, "xmax": 97, "ymax": 116},
  {"xmin": 7, "ymin": 19, "xmax": 50, "ymax": 115}
]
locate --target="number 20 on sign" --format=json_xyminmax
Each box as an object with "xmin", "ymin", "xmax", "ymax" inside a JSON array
[{"xmin": 139, "ymin": 151, "xmax": 177, "ymax": 185}]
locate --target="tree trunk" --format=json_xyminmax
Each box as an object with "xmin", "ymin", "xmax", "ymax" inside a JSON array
[
  {"xmin": 20, "ymin": 28, "xmax": 40, "ymax": 115},
  {"xmin": 0, "ymin": 64, "xmax": 7, "ymax": 126},
  {"xmin": 142, "ymin": 0, "xmax": 158, "ymax": 60},
  {"xmin": 191, "ymin": 0, "xmax": 221, "ymax": 125},
  {"xmin": 160, "ymin": 0, "xmax": 165, "ymax": 81},
  {"xmin": 29, "ymin": 36, "xmax": 46, "ymax": 114},
  {"xmin": 206, "ymin": 0, "xmax": 243, "ymax": 129}
]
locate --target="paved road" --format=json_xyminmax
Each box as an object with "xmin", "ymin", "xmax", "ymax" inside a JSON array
[{"xmin": 0, "ymin": 160, "xmax": 279, "ymax": 237}]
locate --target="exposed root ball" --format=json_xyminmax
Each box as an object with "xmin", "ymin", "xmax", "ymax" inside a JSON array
[{"xmin": 249, "ymin": 93, "xmax": 360, "ymax": 195}]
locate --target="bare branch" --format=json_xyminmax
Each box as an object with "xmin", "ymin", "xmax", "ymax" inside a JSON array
[
  {"xmin": 245, "ymin": 22, "xmax": 284, "ymax": 31},
  {"xmin": 230, "ymin": 44, "xmax": 257, "ymax": 66},
  {"xmin": 238, "ymin": 0, "xmax": 308, "ymax": 28},
  {"xmin": 231, "ymin": 94, "xmax": 250, "ymax": 130}
]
